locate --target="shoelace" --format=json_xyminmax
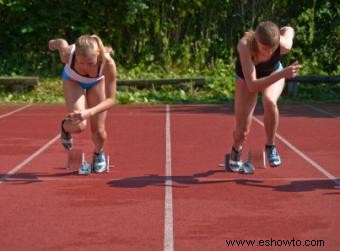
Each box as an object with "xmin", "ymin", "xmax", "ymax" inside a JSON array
[
  {"xmin": 94, "ymin": 153, "xmax": 105, "ymax": 162},
  {"xmin": 271, "ymin": 148, "xmax": 277, "ymax": 156},
  {"xmin": 267, "ymin": 147, "xmax": 278, "ymax": 158},
  {"xmin": 98, "ymin": 155, "xmax": 105, "ymax": 161}
]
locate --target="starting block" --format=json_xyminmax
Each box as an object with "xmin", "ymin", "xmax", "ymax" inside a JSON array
[
  {"xmin": 219, "ymin": 147, "xmax": 266, "ymax": 174},
  {"xmin": 239, "ymin": 149, "xmax": 266, "ymax": 174},
  {"xmin": 248, "ymin": 148, "xmax": 266, "ymax": 169},
  {"xmin": 67, "ymin": 148, "xmax": 84, "ymax": 170},
  {"xmin": 239, "ymin": 148, "xmax": 266, "ymax": 174},
  {"xmin": 66, "ymin": 148, "xmax": 111, "ymax": 174}
]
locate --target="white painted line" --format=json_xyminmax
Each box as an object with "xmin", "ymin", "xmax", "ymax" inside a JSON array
[
  {"xmin": 4, "ymin": 176, "xmax": 340, "ymax": 184},
  {"xmin": 164, "ymin": 104, "xmax": 174, "ymax": 251},
  {"xmin": 0, "ymin": 104, "xmax": 32, "ymax": 119},
  {"xmin": 0, "ymin": 134, "xmax": 60, "ymax": 184},
  {"xmin": 252, "ymin": 116, "xmax": 340, "ymax": 186},
  {"xmin": 193, "ymin": 177, "xmax": 340, "ymax": 183},
  {"xmin": 304, "ymin": 104, "xmax": 340, "ymax": 118}
]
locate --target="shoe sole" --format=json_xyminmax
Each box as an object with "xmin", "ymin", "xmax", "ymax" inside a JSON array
[{"xmin": 94, "ymin": 168, "xmax": 107, "ymax": 173}]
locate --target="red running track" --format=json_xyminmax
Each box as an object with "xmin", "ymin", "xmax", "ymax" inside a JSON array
[{"xmin": 0, "ymin": 103, "xmax": 339, "ymax": 251}]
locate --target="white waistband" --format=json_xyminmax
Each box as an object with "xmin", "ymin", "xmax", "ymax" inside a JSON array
[{"xmin": 64, "ymin": 64, "xmax": 104, "ymax": 83}]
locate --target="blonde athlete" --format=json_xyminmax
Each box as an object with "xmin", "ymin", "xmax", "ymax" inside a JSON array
[
  {"xmin": 49, "ymin": 35, "xmax": 117, "ymax": 174},
  {"xmin": 228, "ymin": 21, "xmax": 301, "ymax": 173}
]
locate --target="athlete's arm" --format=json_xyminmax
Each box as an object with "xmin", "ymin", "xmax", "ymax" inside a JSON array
[
  {"xmin": 48, "ymin": 39, "xmax": 71, "ymax": 64},
  {"xmin": 238, "ymin": 38, "xmax": 300, "ymax": 92},
  {"xmin": 279, "ymin": 26, "xmax": 294, "ymax": 55}
]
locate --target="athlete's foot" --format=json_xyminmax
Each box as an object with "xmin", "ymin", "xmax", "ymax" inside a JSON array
[
  {"xmin": 227, "ymin": 147, "xmax": 243, "ymax": 172},
  {"xmin": 60, "ymin": 119, "xmax": 73, "ymax": 150},
  {"xmin": 265, "ymin": 145, "xmax": 281, "ymax": 167},
  {"xmin": 92, "ymin": 151, "xmax": 107, "ymax": 173}
]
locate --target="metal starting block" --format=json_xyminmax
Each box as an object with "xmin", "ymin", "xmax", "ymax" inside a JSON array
[
  {"xmin": 67, "ymin": 148, "xmax": 111, "ymax": 175},
  {"xmin": 240, "ymin": 149, "xmax": 266, "ymax": 174},
  {"xmin": 249, "ymin": 148, "xmax": 266, "ymax": 169},
  {"xmin": 67, "ymin": 148, "xmax": 84, "ymax": 170}
]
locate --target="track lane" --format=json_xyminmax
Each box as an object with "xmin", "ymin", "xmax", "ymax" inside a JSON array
[
  {"xmin": 0, "ymin": 105, "xmax": 64, "ymax": 175},
  {"xmin": 0, "ymin": 105, "xmax": 167, "ymax": 251},
  {"xmin": 0, "ymin": 103, "xmax": 339, "ymax": 251},
  {"xmin": 171, "ymin": 104, "xmax": 339, "ymax": 251},
  {"xmin": 0, "ymin": 104, "xmax": 31, "ymax": 118}
]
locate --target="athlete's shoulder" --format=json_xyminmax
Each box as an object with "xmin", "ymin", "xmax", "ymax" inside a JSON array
[
  {"xmin": 102, "ymin": 54, "xmax": 116, "ymax": 77},
  {"xmin": 237, "ymin": 32, "xmax": 253, "ymax": 52}
]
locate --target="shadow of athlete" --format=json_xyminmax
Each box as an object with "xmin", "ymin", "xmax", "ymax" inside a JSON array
[{"xmin": 107, "ymin": 170, "xmax": 227, "ymax": 188}]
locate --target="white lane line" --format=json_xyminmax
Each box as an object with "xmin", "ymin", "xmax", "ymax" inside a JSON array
[
  {"xmin": 252, "ymin": 116, "xmax": 340, "ymax": 186},
  {"xmin": 0, "ymin": 134, "xmax": 60, "ymax": 184},
  {"xmin": 0, "ymin": 104, "xmax": 32, "ymax": 119},
  {"xmin": 304, "ymin": 104, "xmax": 340, "ymax": 118},
  {"xmin": 4, "ymin": 176, "xmax": 339, "ymax": 183},
  {"xmin": 164, "ymin": 105, "xmax": 174, "ymax": 251}
]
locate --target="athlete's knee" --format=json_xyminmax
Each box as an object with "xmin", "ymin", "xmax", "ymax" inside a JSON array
[
  {"xmin": 64, "ymin": 120, "xmax": 87, "ymax": 133},
  {"xmin": 263, "ymin": 96, "xmax": 278, "ymax": 112},
  {"xmin": 92, "ymin": 128, "xmax": 107, "ymax": 141},
  {"xmin": 74, "ymin": 121, "xmax": 87, "ymax": 133}
]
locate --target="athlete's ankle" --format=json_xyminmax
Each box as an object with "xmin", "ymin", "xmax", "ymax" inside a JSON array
[
  {"xmin": 232, "ymin": 145, "xmax": 242, "ymax": 153},
  {"xmin": 61, "ymin": 119, "xmax": 68, "ymax": 134}
]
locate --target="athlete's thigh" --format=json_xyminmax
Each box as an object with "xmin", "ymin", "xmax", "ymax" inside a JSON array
[
  {"xmin": 86, "ymin": 80, "xmax": 107, "ymax": 131},
  {"xmin": 63, "ymin": 79, "xmax": 86, "ymax": 112}
]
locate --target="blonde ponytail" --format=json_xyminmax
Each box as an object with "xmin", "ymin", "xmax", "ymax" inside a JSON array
[{"xmin": 91, "ymin": 35, "xmax": 113, "ymax": 62}]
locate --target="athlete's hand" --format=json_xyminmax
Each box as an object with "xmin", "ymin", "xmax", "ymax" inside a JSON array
[
  {"xmin": 282, "ymin": 61, "xmax": 301, "ymax": 78},
  {"xmin": 48, "ymin": 40, "xmax": 59, "ymax": 51},
  {"xmin": 67, "ymin": 110, "xmax": 91, "ymax": 124}
]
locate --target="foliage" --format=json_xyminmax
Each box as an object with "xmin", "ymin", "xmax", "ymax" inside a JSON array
[
  {"xmin": 0, "ymin": 0, "xmax": 339, "ymax": 104},
  {"xmin": 0, "ymin": 0, "xmax": 339, "ymax": 75},
  {"xmin": 0, "ymin": 78, "xmax": 64, "ymax": 103},
  {"xmin": 0, "ymin": 60, "xmax": 236, "ymax": 104}
]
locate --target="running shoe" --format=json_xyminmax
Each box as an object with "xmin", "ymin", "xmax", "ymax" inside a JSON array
[
  {"xmin": 240, "ymin": 152, "xmax": 255, "ymax": 174},
  {"xmin": 227, "ymin": 147, "xmax": 243, "ymax": 172},
  {"xmin": 92, "ymin": 151, "xmax": 107, "ymax": 173},
  {"xmin": 265, "ymin": 145, "xmax": 281, "ymax": 167},
  {"xmin": 60, "ymin": 119, "xmax": 73, "ymax": 150},
  {"xmin": 78, "ymin": 161, "xmax": 92, "ymax": 175}
]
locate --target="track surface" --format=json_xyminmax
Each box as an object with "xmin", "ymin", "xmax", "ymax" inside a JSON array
[{"xmin": 0, "ymin": 103, "xmax": 339, "ymax": 251}]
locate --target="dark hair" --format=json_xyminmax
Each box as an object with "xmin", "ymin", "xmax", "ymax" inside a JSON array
[{"xmin": 255, "ymin": 21, "xmax": 280, "ymax": 47}]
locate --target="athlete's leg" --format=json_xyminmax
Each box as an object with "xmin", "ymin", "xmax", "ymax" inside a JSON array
[
  {"xmin": 62, "ymin": 79, "xmax": 87, "ymax": 133},
  {"xmin": 86, "ymin": 79, "xmax": 107, "ymax": 153},
  {"xmin": 86, "ymin": 79, "xmax": 108, "ymax": 172},
  {"xmin": 261, "ymin": 78, "xmax": 285, "ymax": 145},
  {"xmin": 228, "ymin": 78, "xmax": 258, "ymax": 172},
  {"xmin": 232, "ymin": 78, "xmax": 258, "ymax": 150},
  {"xmin": 262, "ymin": 77, "xmax": 285, "ymax": 167}
]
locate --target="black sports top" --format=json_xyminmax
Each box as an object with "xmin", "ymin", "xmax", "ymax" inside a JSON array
[{"xmin": 235, "ymin": 46, "xmax": 281, "ymax": 79}]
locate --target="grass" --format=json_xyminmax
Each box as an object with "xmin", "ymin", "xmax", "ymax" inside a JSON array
[{"xmin": 0, "ymin": 62, "xmax": 339, "ymax": 104}]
